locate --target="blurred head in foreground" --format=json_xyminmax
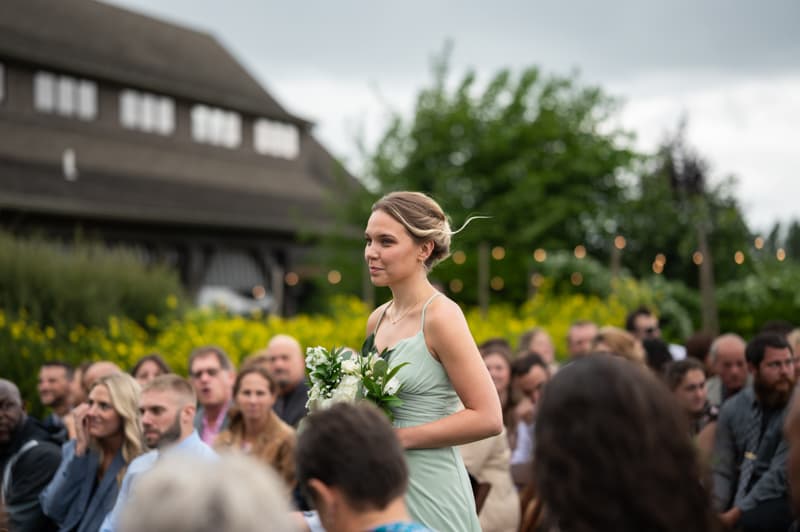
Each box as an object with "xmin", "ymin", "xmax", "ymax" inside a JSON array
[
  {"xmin": 296, "ymin": 402, "xmax": 412, "ymax": 532},
  {"xmin": 119, "ymin": 453, "xmax": 294, "ymax": 532},
  {"xmin": 534, "ymin": 355, "xmax": 716, "ymax": 532}
]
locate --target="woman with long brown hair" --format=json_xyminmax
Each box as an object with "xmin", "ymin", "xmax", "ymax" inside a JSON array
[{"xmin": 214, "ymin": 366, "xmax": 295, "ymax": 488}]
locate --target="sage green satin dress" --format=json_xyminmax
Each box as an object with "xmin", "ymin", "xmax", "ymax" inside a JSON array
[{"xmin": 372, "ymin": 294, "xmax": 481, "ymax": 532}]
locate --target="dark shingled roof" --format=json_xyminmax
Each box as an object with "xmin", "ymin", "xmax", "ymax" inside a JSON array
[
  {"xmin": 0, "ymin": 156, "xmax": 338, "ymax": 234},
  {"xmin": 0, "ymin": 0, "xmax": 309, "ymax": 126}
]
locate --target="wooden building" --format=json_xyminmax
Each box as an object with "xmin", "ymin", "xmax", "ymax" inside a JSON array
[{"xmin": 0, "ymin": 0, "xmax": 359, "ymax": 315}]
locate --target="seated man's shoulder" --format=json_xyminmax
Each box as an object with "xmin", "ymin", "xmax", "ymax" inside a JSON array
[
  {"xmin": 186, "ymin": 438, "xmax": 218, "ymax": 461},
  {"xmin": 17, "ymin": 439, "xmax": 61, "ymax": 468},
  {"xmin": 127, "ymin": 450, "xmax": 159, "ymax": 473},
  {"xmin": 718, "ymin": 388, "xmax": 751, "ymax": 418}
]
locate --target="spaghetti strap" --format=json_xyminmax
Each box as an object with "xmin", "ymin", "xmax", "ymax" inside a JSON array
[
  {"xmin": 420, "ymin": 292, "xmax": 442, "ymax": 331},
  {"xmin": 373, "ymin": 303, "xmax": 391, "ymax": 335}
]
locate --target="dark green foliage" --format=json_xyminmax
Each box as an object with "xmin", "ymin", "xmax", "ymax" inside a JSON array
[
  {"xmin": 717, "ymin": 259, "xmax": 800, "ymax": 338},
  {"xmin": 0, "ymin": 231, "xmax": 184, "ymax": 332},
  {"xmin": 339, "ymin": 49, "xmax": 637, "ymax": 305}
]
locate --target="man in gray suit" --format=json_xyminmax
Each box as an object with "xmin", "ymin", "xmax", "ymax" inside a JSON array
[{"xmin": 713, "ymin": 333, "xmax": 795, "ymax": 531}]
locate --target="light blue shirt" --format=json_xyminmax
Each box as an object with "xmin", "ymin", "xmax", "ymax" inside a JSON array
[
  {"xmin": 510, "ymin": 420, "xmax": 534, "ymax": 465},
  {"xmin": 99, "ymin": 430, "xmax": 216, "ymax": 532}
]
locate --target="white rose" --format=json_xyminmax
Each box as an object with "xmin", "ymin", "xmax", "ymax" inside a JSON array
[
  {"xmin": 341, "ymin": 359, "xmax": 359, "ymax": 375},
  {"xmin": 305, "ymin": 346, "xmax": 327, "ymax": 367}
]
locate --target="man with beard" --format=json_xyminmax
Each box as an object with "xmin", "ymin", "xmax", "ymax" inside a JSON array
[
  {"xmin": 99, "ymin": 375, "xmax": 216, "ymax": 532},
  {"xmin": 712, "ymin": 333, "xmax": 795, "ymax": 532},
  {"xmin": 265, "ymin": 334, "xmax": 309, "ymax": 427}
]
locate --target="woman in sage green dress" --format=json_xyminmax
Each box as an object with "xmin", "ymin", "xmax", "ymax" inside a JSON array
[{"xmin": 364, "ymin": 191, "xmax": 503, "ymax": 532}]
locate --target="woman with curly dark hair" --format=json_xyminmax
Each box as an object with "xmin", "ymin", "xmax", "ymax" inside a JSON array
[{"xmin": 526, "ymin": 355, "xmax": 717, "ymax": 532}]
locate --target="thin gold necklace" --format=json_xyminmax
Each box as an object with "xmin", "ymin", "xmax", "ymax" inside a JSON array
[{"xmin": 388, "ymin": 300, "xmax": 420, "ymax": 325}]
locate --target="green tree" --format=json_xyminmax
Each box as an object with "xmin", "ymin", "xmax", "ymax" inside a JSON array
[
  {"xmin": 614, "ymin": 127, "xmax": 752, "ymax": 333},
  {"xmin": 785, "ymin": 220, "xmax": 800, "ymax": 261},
  {"xmin": 346, "ymin": 49, "xmax": 638, "ymax": 306},
  {"xmin": 765, "ymin": 222, "xmax": 782, "ymax": 254}
]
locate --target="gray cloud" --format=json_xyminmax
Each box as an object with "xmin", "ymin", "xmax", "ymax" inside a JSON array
[{"xmin": 106, "ymin": 0, "xmax": 800, "ymax": 84}]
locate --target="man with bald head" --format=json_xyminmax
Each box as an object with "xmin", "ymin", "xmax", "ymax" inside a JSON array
[
  {"xmin": 706, "ymin": 334, "xmax": 749, "ymax": 408},
  {"xmin": 265, "ymin": 334, "xmax": 309, "ymax": 427},
  {"xmin": 0, "ymin": 379, "xmax": 61, "ymax": 532},
  {"xmin": 82, "ymin": 361, "xmax": 121, "ymax": 396}
]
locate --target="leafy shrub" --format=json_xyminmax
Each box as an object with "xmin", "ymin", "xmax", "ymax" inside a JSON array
[
  {"xmin": 0, "ymin": 231, "xmax": 184, "ymax": 332},
  {"xmin": 716, "ymin": 259, "xmax": 800, "ymax": 338}
]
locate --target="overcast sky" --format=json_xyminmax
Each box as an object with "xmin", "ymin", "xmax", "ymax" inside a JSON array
[{"xmin": 104, "ymin": 0, "xmax": 800, "ymax": 232}]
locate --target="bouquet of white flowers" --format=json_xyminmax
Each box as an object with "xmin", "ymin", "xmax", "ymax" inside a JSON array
[{"xmin": 305, "ymin": 341, "xmax": 408, "ymax": 421}]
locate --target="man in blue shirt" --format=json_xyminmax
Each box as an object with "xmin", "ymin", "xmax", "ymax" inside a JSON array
[{"xmin": 100, "ymin": 375, "xmax": 216, "ymax": 532}]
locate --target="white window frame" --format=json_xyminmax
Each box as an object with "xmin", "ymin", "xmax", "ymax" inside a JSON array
[
  {"xmin": 118, "ymin": 89, "xmax": 175, "ymax": 135},
  {"xmin": 190, "ymin": 104, "xmax": 241, "ymax": 148},
  {"xmin": 34, "ymin": 70, "xmax": 96, "ymax": 121},
  {"xmin": 34, "ymin": 71, "xmax": 56, "ymax": 112},
  {"xmin": 254, "ymin": 118, "xmax": 299, "ymax": 159}
]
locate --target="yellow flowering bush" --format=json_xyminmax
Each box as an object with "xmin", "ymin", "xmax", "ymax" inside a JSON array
[{"xmin": 2, "ymin": 290, "xmax": 629, "ymax": 415}]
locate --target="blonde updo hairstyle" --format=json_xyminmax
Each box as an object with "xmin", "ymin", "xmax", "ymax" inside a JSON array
[{"xmin": 372, "ymin": 191, "xmax": 453, "ymax": 271}]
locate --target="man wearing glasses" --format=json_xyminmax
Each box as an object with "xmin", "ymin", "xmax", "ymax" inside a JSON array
[
  {"xmin": 712, "ymin": 333, "xmax": 795, "ymax": 532},
  {"xmin": 625, "ymin": 306, "xmax": 687, "ymax": 360},
  {"xmin": 188, "ymin": 346, "xmax": 235, "ymax": 445}
]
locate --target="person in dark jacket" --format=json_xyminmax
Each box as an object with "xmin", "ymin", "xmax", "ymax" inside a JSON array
[
  {"xmin": 0, "ymin": 379, "xmax": 61, "ymax": 532},
  {"xmin": 712, "ymin": 333, "xmax": 795, "ymax": 531}
]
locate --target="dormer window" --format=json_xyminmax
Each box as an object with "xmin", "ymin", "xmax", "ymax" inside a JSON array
[
  {"xmin": 254, "ymin": 119, "xmax": 299, "ymax": 159},
  {"xmin": 33, "ymin": 71, "xmax": 96, "ymax": 120},
  {"xmin": 190, "ymin": 105, "xmax": 240, "ymax": 148},
  {"xmin": 120, "ymin": 89, "xmax": 174, "ymax": 135}
]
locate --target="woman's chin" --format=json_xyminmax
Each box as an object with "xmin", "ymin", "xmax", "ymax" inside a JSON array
[
  {"xmin": 243, "ymin": 413, "xmax": 264, "ymax": 424},
  {"xmin": 370, "ymin": 276, "xmax": 389, "ymax": 287}
]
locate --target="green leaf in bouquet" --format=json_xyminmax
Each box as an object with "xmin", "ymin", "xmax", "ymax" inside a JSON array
[
  {"xmin": 384, "ymin": 362, "xmax": 410, "ymax": 382},
  {"xmin": 363, "ymin": 382, "xmax": 381, "ymax": 400},
  {"xmin": 360, "ymin": 334, "xmax": 376, "ymax": 359},
  {"xmin": 381, "ymin": 396, "xmax": 404, "ymax": 407},
  {"xmin": 372, "ymin": 358, "xmax": 388, "ymax": 378},
  {"xmin": 332, "ymin": 346, "xmax": 351, "ymax": 361}
]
